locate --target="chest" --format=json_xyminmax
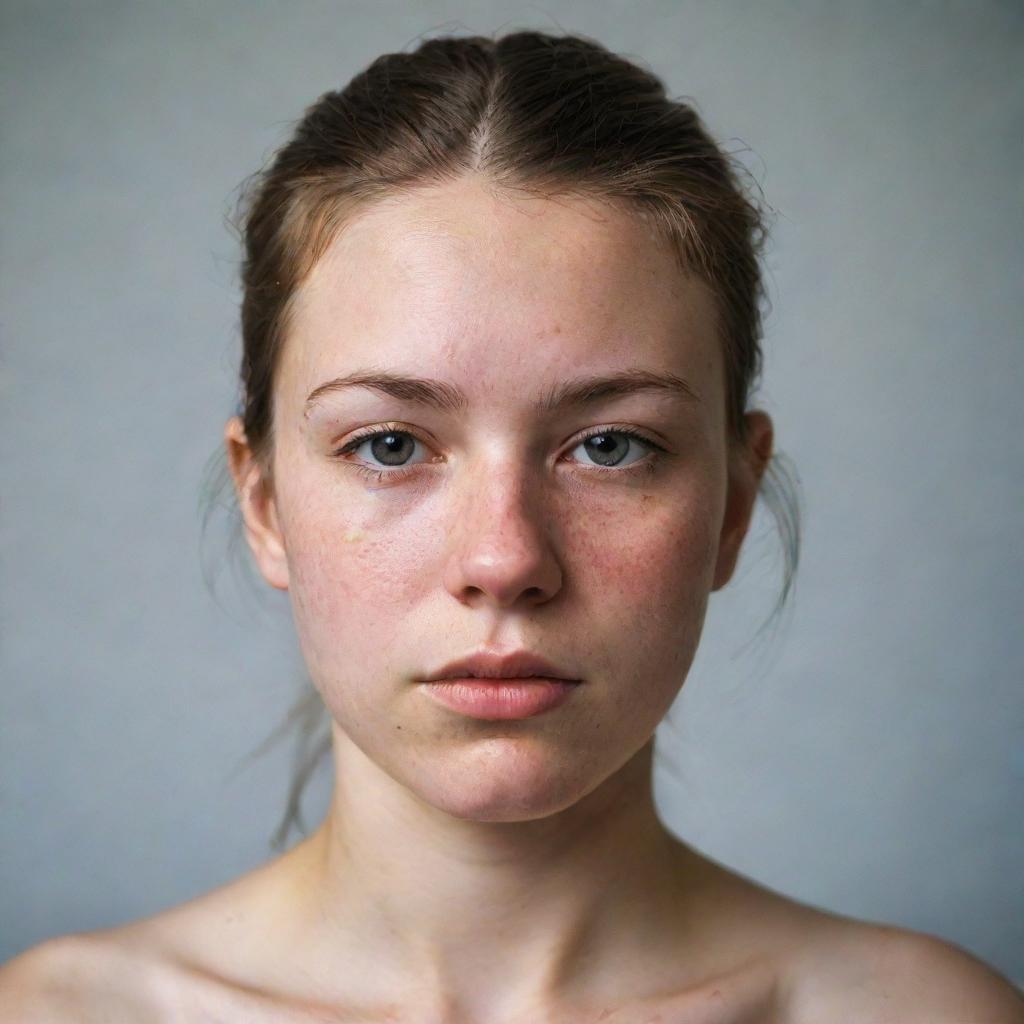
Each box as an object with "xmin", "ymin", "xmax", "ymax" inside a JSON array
[{"xmin": 157, "ymin": 954, "xmax": 788, "ymax": 1024}]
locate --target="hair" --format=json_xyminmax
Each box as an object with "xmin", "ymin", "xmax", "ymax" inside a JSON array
[{"xmin": 208, "ymin": 28, "xmax": 803, "ymax": 849}]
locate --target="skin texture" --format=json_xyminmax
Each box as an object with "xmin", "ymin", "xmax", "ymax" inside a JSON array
[
  {"xmin": 220, "ymin": 174, "xmax": 776, "ymax": 1020},
  {"xmin": 3, "ymin": 175, "xmax": 1022, "ymax": 1023}
]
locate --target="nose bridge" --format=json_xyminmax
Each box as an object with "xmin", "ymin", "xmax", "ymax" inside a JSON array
[{"xmin": 442, "ymin": 447, "xmax": 562, "ymax": 609}]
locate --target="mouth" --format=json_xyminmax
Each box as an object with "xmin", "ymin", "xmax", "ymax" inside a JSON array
[{"xmin": 418, "ymin": 648, "xmax": 582, "ymax": 719}]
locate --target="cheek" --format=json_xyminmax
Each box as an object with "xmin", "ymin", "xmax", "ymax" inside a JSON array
[
  {"xmin": 274, "ymin": 478, "xmax": 427, "ymax": 694},
  {"xmin": 569, "ymin": 484, "xmax": 720, "ymax": 609},
  {"xmin": 563, "ymin": 483, "xmax": 722, "ymax": 710},
  {"xmin": 276, "ymin": 457, "xmax": 723, "ymax": 715}
]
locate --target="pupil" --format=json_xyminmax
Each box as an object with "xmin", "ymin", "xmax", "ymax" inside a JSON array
[
  {"xmin": 585, "ymin": 433, "xmax": 626, "ymax": 467},
  {"xmin": 371, "ymin": 433, "xmax": 414, "ymax": 466}
]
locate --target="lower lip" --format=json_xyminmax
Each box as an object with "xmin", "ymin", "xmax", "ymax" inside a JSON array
[{"xmin": 422, "ymin": 678, "xmax": 580, "ymax": 719}]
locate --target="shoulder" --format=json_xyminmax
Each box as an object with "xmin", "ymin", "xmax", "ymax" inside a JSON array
[
  {"xmin": 0, "ymin": 930, "xmax": 174, "ymax": 1023},
  {"xmin": 0, "ymin": 859, "xmax": 299, "ymax": 1024},
  {"xmin": 786, "ymin": 920, "xmax": 1024, "ymax": 1023}
]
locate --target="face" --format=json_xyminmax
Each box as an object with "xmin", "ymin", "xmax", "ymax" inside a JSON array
[{"xmin": 228, "ymin": 175, "xmax": 770, "ymax": 821}]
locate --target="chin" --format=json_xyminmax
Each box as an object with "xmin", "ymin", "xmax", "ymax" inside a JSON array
[{"xmin": 408, "ymin": 741, "xmax": 601, "ymax": 823}]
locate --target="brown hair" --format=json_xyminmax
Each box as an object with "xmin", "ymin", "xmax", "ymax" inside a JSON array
[{"xmin": 217, "ymin": 29, "xmax": 802, "ymax": 848}]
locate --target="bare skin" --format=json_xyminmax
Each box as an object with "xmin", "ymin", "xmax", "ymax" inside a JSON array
[
  {"xmin": 3, "ymin": 841, "xmax": 1021, "ymax": 1022},
  {"xmin": 3, "ymin": 177, "xmax": 1021, "ymax": 1022}
]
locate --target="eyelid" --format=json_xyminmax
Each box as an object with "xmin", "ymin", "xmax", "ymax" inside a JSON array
[
  {"xmin": 333, "ymin": 421, "xmax": 432, "ymax": 454},
  {"xmin": 335, "ymin": 422, "xmax": 664, "ymax": 452},
  {"xmin": 572, "ymin": 424, "xmax": 664, "ymax": 450}
]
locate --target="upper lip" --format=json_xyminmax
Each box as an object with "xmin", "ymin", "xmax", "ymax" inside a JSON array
[{"xmin": 423, "ymin": 650, "xmax": 580, "ymax": 682}]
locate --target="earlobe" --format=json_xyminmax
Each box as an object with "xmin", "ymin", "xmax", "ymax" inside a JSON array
[
  {"xmin": 224, "ymin": 417, "xmax": 290, "ymax": 591},
  {"xmin": 711, "ymin": 411, "xmax": 774, "ymax": 592}
]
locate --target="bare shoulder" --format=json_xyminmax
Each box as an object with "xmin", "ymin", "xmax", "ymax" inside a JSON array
[
  {"xmin": 0, "ymin": 851, "xmax": 314, "ymax": 1023},
  {"xmin": 0, "ymin": 930, "xmax": 173, "ymax": 1023},
  {"xmin": 786, "ymin": 918, "xmax": 1024, "ymax": 1023}
]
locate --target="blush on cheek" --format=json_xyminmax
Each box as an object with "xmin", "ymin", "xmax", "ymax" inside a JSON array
[{"xmin": 574, "ymin": 488, "xmax": 719, "ymax": 599}]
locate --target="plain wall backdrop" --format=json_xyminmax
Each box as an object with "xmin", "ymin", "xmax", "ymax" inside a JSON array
[{"xmin": 2, "ymin": 0, "xmax": 1022, "ymax": 986}]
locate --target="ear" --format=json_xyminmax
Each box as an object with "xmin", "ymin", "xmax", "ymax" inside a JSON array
[
  {"xmin": 224, "ymin": 417, "xmax": 289, "ymax": 591},
  {"xmin": 712, "ymin": 410, "xmax": 773, "ymax": 592}
]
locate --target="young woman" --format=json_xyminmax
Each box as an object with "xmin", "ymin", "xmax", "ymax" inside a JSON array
[{"xmin": 3, "ymin": 29, "xmax": 1021, "ymax": 1024}]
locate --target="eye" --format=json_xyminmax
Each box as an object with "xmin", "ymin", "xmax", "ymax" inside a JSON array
[
  {"xmin": 333, "ymin": 423, "xmax": 666, "ymax": 483},
  {"xmin": 334, "ymin": 424, "xmax": 433, "ymax": 480},
  {"xmin": 567, "ymin": 427, "xmax": 663, "ymax": 471}
]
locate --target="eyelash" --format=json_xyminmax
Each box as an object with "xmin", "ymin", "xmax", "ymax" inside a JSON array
[{"xmin": 333, "ymin": 422, "xmax": 667, "ymax": 484}]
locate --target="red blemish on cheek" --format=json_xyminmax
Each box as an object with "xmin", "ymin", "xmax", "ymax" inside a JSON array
[
  {"xmin": 611, "ymin": 499, "xmax": 714, "ymax": 615},
  {"xmin": 570, "ymin": 510, "xmax": 674, "ymax": 608}
]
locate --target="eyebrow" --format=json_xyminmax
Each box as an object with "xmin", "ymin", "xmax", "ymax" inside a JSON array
[{"xmin": 304, "ymin": 367, "xmax": 701, "ymax": 416}]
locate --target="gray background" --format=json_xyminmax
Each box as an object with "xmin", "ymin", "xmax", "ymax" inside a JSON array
[{"xmin": 2, "ymin": 0, "xmax": 1022, "ymax": 986}]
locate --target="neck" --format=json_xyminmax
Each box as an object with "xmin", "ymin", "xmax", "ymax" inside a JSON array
[{"xmin": 275, "ymin": 724, "xmax": 708, "ymax": 1022}]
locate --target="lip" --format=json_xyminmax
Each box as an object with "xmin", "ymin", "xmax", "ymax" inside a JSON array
[
  {"xmin": 422, "ymin": 678, "xmax": 580, "ymax": 720},
  {"xmin": 422, "ymin": 649, "xmax": 579, "ymax": 683},
  {"xmin": 419, "ymin": 649, "xmax": 582, "ymax": 721}
]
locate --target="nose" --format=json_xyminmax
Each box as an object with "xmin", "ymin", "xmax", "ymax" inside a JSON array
[{"xmin": 442, "ymin": 460, "xmax": 563, "ymax": 610}]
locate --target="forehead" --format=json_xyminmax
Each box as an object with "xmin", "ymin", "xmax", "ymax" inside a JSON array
[{"xmin": 283, "ymin": 176, "xmax": 722, "ymax": 404}]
